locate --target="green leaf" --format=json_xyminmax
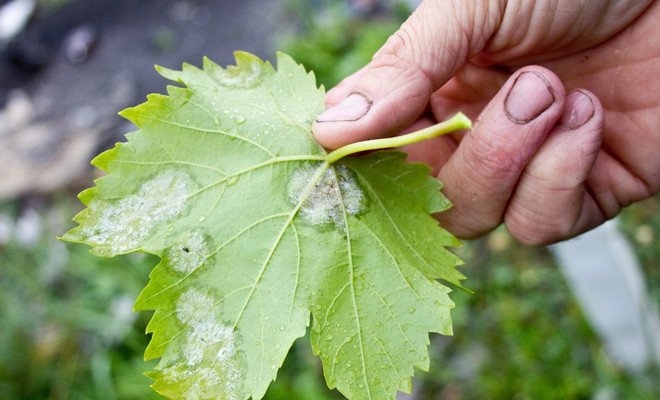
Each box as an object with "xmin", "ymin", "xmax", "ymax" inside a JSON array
[{"xmin": 62, "ymin": 51, "xmax": 466, "ymax": 400}]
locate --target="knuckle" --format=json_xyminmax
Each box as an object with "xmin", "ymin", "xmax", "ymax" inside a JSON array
[
  {"xmin": 463, "ymin": 132, "xmax": 522, "ymax": 183},
  {"xmin": 371, "ymin": 29, "xmax": 435, "ymax": 90},
  {"xmin": 373, "ymin": 15, "xmax": 449, "ymax": 89},
  {"xmin": 505, "ymin": 202, "xmax": 575, "ymax": 246}
]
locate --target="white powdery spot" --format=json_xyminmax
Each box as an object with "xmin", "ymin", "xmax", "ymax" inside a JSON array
[
  {"xmin": 175, "ymin": 289, "xmax": 215, "ymax": 326},
  {"xmin": 165, "ymin": 288, "xmax": 240, "ymax": 399},
  {"xmin": 167, "ymin": 230, "xmax": 210, "ymax": 274},
  {"xmin": 82, "ymin": 170, "xmax": 192, "ymax": 256},
  {"xmin": 217, "ymin": 60, "xmax": 261, "ymax": 88},
  {"xmin": 288, "ymin": 164, "xmax": 365, "ymax": 228}
]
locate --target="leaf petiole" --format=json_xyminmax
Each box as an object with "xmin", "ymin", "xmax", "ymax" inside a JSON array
[{"xmin": 324, "ymin": 112, "xmax": 472, "ymax": 164}]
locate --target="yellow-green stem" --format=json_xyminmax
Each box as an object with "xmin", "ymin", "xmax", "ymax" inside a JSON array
[{"xmin": 324, "ymin": 112, "xmax": 472, "ymax": 164}]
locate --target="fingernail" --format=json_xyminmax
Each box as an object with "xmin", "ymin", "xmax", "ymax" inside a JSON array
[
  {"xmin": 504, "ymin": 71, "xmax": 555, "ymax": 124},
  {"xmin": 561, "ymin": 90, "xmax": 595, "ymax": 129},
  {"xmin": 316, "ymin": 92, "xmax": 372, "ymax": 123}
]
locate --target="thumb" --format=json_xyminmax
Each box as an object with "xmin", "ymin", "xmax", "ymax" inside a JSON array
[{"xmin": 313, "ymin": 0, "xmax": 502, "ymax": 149}]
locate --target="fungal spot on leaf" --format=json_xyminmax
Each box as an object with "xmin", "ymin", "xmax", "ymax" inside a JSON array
[
  {"xmin": 216, "ymin": 60, "xmax": 262, "ymax": 89},
  {"xmin": 287, "ymin": 164, "xmax": 365, "ymax": 229},
  {"xmin": 82, "ymin": 170, "xmax": 193, "ymax": 256},
  {"xmin": 166, "ymin": 230, "xmax": 210, "ymax": 274},
  {"xmin": 159, "ymin": 289, "xmax": 241, "ymax": 400}
]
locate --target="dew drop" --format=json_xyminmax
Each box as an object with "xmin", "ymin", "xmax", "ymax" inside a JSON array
[
  {"xmin": 375, "ymin": 321, "xmax": 382, "ymax": 327},
  {"xmin": 325, "ymin": 334, "xmax": 334, "ymax": 341},
  {"xmin": 408, "ymin": 307, "xmax": 416, "ymax": 314},
  {"xmin": 226, "ymin": 175, "xmax": 239, "ymax": 186},
  {"xmin": 234, "ymin": 114, "xmax": 246, "ymax": 124},
  {"xmin": 198, "ymin": 216, "xmax": 206, "ymax": 223}
]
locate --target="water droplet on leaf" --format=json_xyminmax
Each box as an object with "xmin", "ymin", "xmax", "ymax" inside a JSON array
[{"xmin": 226, "ymin": 175, "xmax": 239, "ymax": 186}]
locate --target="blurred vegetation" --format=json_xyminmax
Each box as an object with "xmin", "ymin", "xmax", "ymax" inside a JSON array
[
  {"xmin": 37, "ymin": 0, "xmax": 74, "ymax": 15},
  {"xmin": 278, "ymin": 0, "xmax": 409, "ymax": 88},
  {"xmin": 0, "ymin": 199, "xmax": 160, "ymax": 400},
  {"xmin": 0, "ymin": 1, "xmax": 658, "ymax": 399}
]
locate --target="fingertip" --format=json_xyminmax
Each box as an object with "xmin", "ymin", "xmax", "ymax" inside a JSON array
[
  {"xmin": 561, "ymin": 89, "xmax": 603, "ymax": 131},
  {"xmin": 312, "ymin": 120, "xmax": 355, "ymax": 150},
  {"xmin": 312, "ymin": 63, "xmax": 434, "ymax": 149}
]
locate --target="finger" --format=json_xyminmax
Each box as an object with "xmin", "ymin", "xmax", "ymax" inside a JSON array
[
  {"xmin": 504, "ymin": 90, "xmax": 605, "ymax": 245},
  {"xmin": 312, "ymin": 0, "xmax": 503, "ymax": 149},
  {"xmin": 436, "ymin": 67, "xmax": 566, "ymax": 238}
]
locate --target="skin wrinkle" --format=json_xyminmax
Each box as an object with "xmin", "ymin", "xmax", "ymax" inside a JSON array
[
  {"xmin": 370, "ymin": 51, "xmax": 435, "ymax": 98},
  {"xmin": 584, "ymin": 181, "xmax": 610, "ymax": 222},
  {"xmin": 482, "ymin": 0, "xmax": 653, "ymax": 64},
  {"xmin": 536, "ymin": 197, "xmax": 588, "ymax": 244},
  {"xmin": 601, "ymin": 143, "xmax": 655, "ymax": 197},
  {"xmin": 572, "ymin": 193, "xmax": 606, "ymax": 235},
  {"xmin": 373, "ymin": 63, "xmax": 433, "ymax": 126},
  {"xmin": 507, "ymin": 188, "xmax": 577, "ymax": 244},
  {"xmin": 601, "ymin": 111, "xmax": 660, "ymax": 191},
  {"xmin": 379, "ymin": 1, "xmax": 503, "ymax": 89},
  {"xmin": 380, "ymin": 26, "xmax": 452, "ymax": 91},
  {"xmin": 561, "ymin": 57, "xmax": 660, "ymax": 102},
  {"xmin": 471, "ymin": 0, "xmax": 506, "ymax": 51},
  {"xmin": 586, "ymin": 152, "xmax": 639, "ymax": 218},
  {"xmin": 463, "ymin": 132, "xmax": 522, "ymax": 184}
]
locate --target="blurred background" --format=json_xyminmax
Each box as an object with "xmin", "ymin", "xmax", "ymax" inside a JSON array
[{"xmin": 0, "ymin": 0, "xmax": 658, "ymax": 399}]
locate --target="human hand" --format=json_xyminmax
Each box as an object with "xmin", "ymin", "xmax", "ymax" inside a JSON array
[{"xmin": 312, "ymin": 0, "xmax": 660, "ymax": 245}]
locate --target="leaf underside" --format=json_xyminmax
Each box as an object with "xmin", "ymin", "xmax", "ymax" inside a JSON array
[{"xmin": 63, "ymin": 52, "xmax": 465, "ymax": 400}]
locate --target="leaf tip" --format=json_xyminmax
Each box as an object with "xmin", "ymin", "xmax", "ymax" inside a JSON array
[
  {"xmin": 233, "ymin": 50, "xmax": 263, "ymax": 67},
  {"xmin": 155, "ymin": 64, "xmax": 183, "ymax": 82}
]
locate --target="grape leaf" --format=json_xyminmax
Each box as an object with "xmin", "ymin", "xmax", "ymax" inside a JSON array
[{"xmin": 62, "ymin": 52, "xmax": 466, "ymax": 400}]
